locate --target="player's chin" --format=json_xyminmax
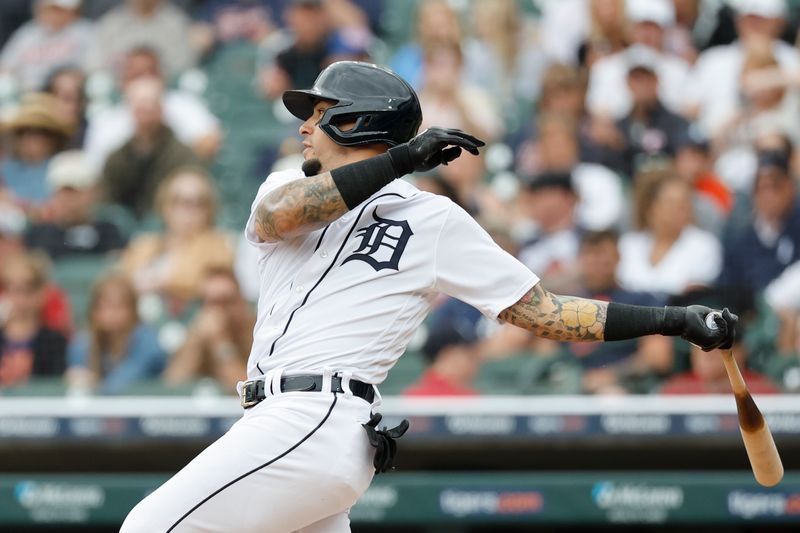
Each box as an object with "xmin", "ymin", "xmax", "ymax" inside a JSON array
[{"xmin": 302, "ymin": 158, "xmax": 323, "ymax": 177}]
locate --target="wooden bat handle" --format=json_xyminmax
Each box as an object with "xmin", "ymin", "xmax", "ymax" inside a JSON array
[
  {"xmin": 720, "ymin": 348, "xmax": 747, "ymax": 394},
  {"xmin": 721, "ymin": 349, "xmax": 784, "ymax": 487}
]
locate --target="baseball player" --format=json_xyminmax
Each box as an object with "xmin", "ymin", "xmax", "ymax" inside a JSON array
[{"xmin": 121, "ymin": 61, "xmax": 737, "ymax": 532}]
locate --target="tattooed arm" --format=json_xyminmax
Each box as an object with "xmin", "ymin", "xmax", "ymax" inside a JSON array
[
  {"xmin": 498, "ymin": 282, "xmax": 607, "ymax": 342},
  {"xmin": 254, "ymin": 173, "xmax": 348, "ymax": 242},
  {"xmin": 499, "ymin": 281, "xmax": 738, "ymax": 351}
]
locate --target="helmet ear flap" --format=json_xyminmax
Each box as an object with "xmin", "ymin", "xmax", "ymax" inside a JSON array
[{"xmin": 321, "ymin": 110, "xmax": 379, "ymax": 145}]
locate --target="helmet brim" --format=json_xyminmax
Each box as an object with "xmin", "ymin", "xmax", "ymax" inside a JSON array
[{"xmin": 282, "ymin": 89, "xmax": 339, "ymax": 121}]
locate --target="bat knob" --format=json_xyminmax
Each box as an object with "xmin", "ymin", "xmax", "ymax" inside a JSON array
[{"xmin": 705, "ymin": 311, "xmax": 722, "ymax": 331}]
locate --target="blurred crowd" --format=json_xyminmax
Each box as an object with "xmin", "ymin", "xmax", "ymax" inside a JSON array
[{"xmin": 1, "ymin": 0, "xmax": 799, "ymax": 397}]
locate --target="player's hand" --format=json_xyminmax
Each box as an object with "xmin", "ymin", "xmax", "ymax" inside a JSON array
[
  {"xmin": 388, "ymin": 127, "xmax": 485, "ymax": 174},
  {"xmin": 681, "ymin": 306, "xmax": 738, "ymax": 351}
]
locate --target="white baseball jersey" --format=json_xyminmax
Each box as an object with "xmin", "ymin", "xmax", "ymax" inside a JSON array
[
  {"xmin": 244, "ymin": 169, "xmax": 539, "ymax": 384},
  {"xmin": 122, "ymin": 169, "xmax": 540, "ymax": 533}
]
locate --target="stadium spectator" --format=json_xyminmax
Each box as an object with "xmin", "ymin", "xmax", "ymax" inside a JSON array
[
  {"xmin": 0, "ymin": 252, "xmax": 67, "ymax": 388},
  {"xmin": 117, "ymin": 167, "xmax": 234, "ymax": 303},
  {"xmin": 389, "ymin": 0, "xmax": 462, "ymax": 90},
  {"xmin": 66, "ymin": 272, "xmax": 165, "ymax": 394},
  {"xmin": 674, "ymin": 127, "xmax": 732, "ymax": 236},
  {"xmin": 43, "ymin": 65, "xmax": 88, "ymax": 149},
  {"xmin": 661, "ymin": 336, "xmax": 779, "ymax": 395},
  {"xmin": 164, "ymin": 267, "xmax": 254, "ymax": 393},
  {"xmin": 0, "ymin": 93, "xmax": 73, "ymax": 206},
  {"xmin": 516, "ymin": 113, "xmax": 625, "ymax": 231},
  {"xmin": 516, "ymin": 172, "xmax": 582, "ymax": 294},
  {"xmin": 85, "ymin": 46, "xmax": 221, "ymax": 168},
  {"xmin": 0, "ymin": 0, "xmax": 94, "ymax": 92},
  {"xmin": 87, "ymin": 0, "xmax": 196, "ymax": 80},
  {"xmin": 0, "ymin": 217, "xmax": 73, "ymax": 336},
  {"xmin": 686, "ymin": 0, "xmax": 800, "ymax": 137},
  {"xmin": 100, "ymin": 76, "xmax": 200, "ymax": 219},
  {"xmin": 24, "ymin": 150, "xmax": 127, "ymax": 259},
  {"xmin": 404, "ymin": 298, "xmax": 482, "ymax": 397},
  {"xmin": 618, "ymin": 167, "xmax": 722, "ymax": 295},
  {"xmin": 586, "ymin": 0, "xmax": 690, "ymax": 120},
  {"xmin": 712, "ymin": 37, "xmax": 800, "ymax": 192},
  {"xmin": 662, "ymin": 0, "xmax": 705, "ymax": 63},
  {"xmin": 718, "ymin": 149, "xmax": 800, "ymax": 292},
  {"xmin": 418, "ymin": 41, "xmax": 503, "ymax": 143},
  {"xmin": 615, "ymin": 45, "xmax": 690, "ymax": 179},
  {"xmin": 566, "ymin": 230, "xmax": 673, "ymax": 395},
  {"xmin": 190, "ymin": 0, "xmax": 275, "ymax": 60},
  {"xmin": 462, "ymin": 0, "xmax": 545, "ymax": 116},
  {"xmin": 321, "ymin": 0, "xmax": 375, "ymax": 65},
  {"xmin": 538, "ymin": 0, "xmax": 628, "ymax": 67},
  {"xmin": 259, "ymin": 0, "xmax": 330, "ymax": 101},
  {"xmin": 513, "ymin": 63, "xmax": 627, "ymax": 176}
]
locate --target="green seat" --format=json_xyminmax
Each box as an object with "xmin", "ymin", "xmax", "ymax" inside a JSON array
[
  {"xmin": 51, "ymin": 254, "xmax": 117, "ymax": 327},
  {"xmin": 476, "ymin": 351, "xmax": 583, "ymax": 395},
  {"xmin": 381, "ymin": 350, "xmax": 427, "ymax": 395},
  {"xmin": 1, "ymin": 377, "xmax": 67, "ymax": 397}
]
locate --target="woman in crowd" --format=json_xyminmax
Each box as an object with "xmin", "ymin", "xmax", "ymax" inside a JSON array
[
  {"xmin": 66, "ymin": 272, "xmax": 164, "ymax": 394},
  {"xmin": 389, "ymin": 0, "xmax": 462, "ymax": 90},
  {"xmin": 418, "ymin": 40, "xmax": 503, "ymax": 144},
  {"xmin": 463, "ymin": 0, "xmax": 544, "ymax": 119},
  {"xmin": 117, "ymin": 166, "xmax": 234, "ymax": 306},
  {"xmin": 0, "ymin": 252, "xmax": 67, "ymax": 388},
  {"xmin": 617, "ymin": 166, "xmax": 722, "ymax": 296}
]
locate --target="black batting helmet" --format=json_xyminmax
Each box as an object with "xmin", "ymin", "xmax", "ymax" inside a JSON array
[{"xmin": 282, "ymin": 61, "xmax": 423, "ymax": 147}]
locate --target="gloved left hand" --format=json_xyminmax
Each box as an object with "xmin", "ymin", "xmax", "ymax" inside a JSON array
[
  {"xmin": 362, "ymin": 413, "xmax": 409, "ymax": 474},
  {"xmin": 680, "ymin": 306, "xmax": 738, "ymax": 351}
]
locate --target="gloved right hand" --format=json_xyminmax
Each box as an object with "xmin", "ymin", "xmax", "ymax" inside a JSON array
[
  {"xmin": 388, "ymin": 127, "xmax": 485, "ymax": 175},
  {"xmin": 680, "ymin": 306, "xmax": 738, "ymax": 351}
]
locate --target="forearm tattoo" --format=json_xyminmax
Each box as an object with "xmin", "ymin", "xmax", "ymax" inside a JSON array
[
  {"xmin": 254, "ymin": 173, "xmax": 348, "ymax": 241},
  {"xmin": 498, "ymin": 283, "xmax": 608, "ymax": 342}
]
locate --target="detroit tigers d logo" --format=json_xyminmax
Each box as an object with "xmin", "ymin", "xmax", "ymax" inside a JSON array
[{"xmin": 343, "ymin": 208, "xmax": 413, "ymax": 271}]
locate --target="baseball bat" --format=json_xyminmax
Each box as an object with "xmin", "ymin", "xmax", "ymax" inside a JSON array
[{"xmin": 705, "ymin": 313, "xmax": 783, "ymax": 487}]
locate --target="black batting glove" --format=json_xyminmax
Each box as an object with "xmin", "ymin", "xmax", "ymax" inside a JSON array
[
  {"xmin": 680, "ymin": 306, "xmax": 738, "ymax": 351},
  {"xmin": 362, "ymin": 413, "xmax": 410, "ymax": 474},
  {"xmin": 388, "ymin": 127, "xmax": 485, "ymax": 175}
]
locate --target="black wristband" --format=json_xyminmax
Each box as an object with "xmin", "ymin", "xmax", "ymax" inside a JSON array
[
  {"xmin": 605, "ymin": 303, "xmax": 686, "ymax": 341},
  {"xmin": 330, "ymin": 153, "xmax": 399, "ymax": 210},
  {"xmin": 661, "ymin": 306, "xmax": 686, "ymax": 336},
  {"xmin": 387, "ymin": 144, "xmax": 414, "ymax": 176}
]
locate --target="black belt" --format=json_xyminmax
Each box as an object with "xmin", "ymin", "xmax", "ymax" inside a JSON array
[{"xmin": 241, "ymin": 374, "xmax": 375, "ymax": 408}]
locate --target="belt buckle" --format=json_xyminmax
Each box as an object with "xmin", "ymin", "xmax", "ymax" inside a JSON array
[{"xmin": 241, "ymin": 380, "xmax": 260, "ymax": 409}]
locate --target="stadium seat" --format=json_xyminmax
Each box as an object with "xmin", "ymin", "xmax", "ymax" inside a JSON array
[{"xmin": 50, "ymin": 254, "xmax": 117, "ymax": 326}]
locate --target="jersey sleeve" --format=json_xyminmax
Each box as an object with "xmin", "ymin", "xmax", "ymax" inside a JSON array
[
  {"xmin": 244, "ymin": 169, "xmax": 305, "ymax": 250},
  {"xmin": 433, "ymin": 203, "xmax": 539, "ymax": 320}
]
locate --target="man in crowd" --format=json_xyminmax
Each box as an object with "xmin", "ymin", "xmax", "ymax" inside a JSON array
[
  {"xmin": 718, "ymin": 149, "xmax": 800, "ymax": 291},
  {"xmin": 25, "ymin": 150, "xmax": 127, "ymax": 259}
]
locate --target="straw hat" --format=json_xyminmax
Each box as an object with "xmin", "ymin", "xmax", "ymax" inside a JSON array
[{"xmin": 4, "ymin": 93, "xmax": 74, "ymax": 138}]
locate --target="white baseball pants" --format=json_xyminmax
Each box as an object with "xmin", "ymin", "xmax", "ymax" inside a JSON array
[{"xmin": 121, "ymin": 374, "xmax": 376, "ymax": 532}]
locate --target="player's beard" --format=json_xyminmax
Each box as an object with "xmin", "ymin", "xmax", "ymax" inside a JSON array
[{"xmin": 302, "ymin": 158, "xmax": 323, "ymax": 177}]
